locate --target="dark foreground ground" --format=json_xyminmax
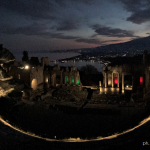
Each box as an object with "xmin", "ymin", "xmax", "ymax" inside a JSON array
[
  {"xmin": 1, "ymin": 99, "xmax": 150, "ymax": 150},
  {"xmin": 0, "ymin": 117, "xmax": 150, "ymax": 150},
  {"xmin": 1, "ymin": 93, "xmax": 150, "ymax": 150},
  {"xmin": 7, "ymin": 101, "xmax": 148, "ymax": 140}
]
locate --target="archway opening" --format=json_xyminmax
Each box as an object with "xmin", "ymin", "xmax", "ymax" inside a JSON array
[
  {"xmin": 114, "ymin": 77, "xmax": 117, "ymax": 84},
  {"xmin": 66, "ymin": 76, "xmax": 69, "ymax": 84},
  {"xmin": 31, "ymin": 79, "xmax": 38, "ymax": 90},
  {"xmin": 56, "ymin": 74, "xmax": 60, "ymax": 84},
  {"xmin": 71, "ymin": 76, "xmax": 74, "ymax": 85},
  {"xmin": 140, "ymin": 76, "xmax": 143, "ymax": 85},
  {"xmin": 77, "ymin": 77, "xmax": 80, "ymax": 85},
  {"xmin": 113, "ymin": 73, "xmax": 119, "ymax": 87},
  {"xmin": 51, "ymin": 74, "xmax": 56, "ymax": 86},
  {"xmin": 124, "ymin": 75, "xmax": 132, "ymax": 88}
]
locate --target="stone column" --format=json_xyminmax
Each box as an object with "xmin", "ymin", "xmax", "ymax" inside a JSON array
[
  {"xmin": 99, "ymin": 81, "xmax": 101, "ymax": 87},
  {"xmin": 105, "ymin": 72, "xmax": 107, "ymax": 88},
  {"xmin": 48, "ymin": 75, "xmax": 50, "ymax": 84},
  {"xmin": 60, "ymin": 72, "xmax": 62, "ymax": 85},
  {"xmin": 117, "ymin": 73, "xmax": 119, "ymax": 88},
  {"xmin": 112, "ymin": 73, "xmax": 114, "ymax": 88},
  {"xmin": 51, "ymin": 75, "xmax": 54, "ymax": 86},
  {"xmin": 74, "ymin": 76, "xmax": 77, "ymax": 85},
  {"xmin": 132, "ymin": 76, "xmax": 134, "ymax": 91},
  {"xmin": 52, "ymin": 74, "xmax": 56, "ymax": 86},
  {"xmin": 54, "ymin": 74, "xmax": 56, "ymax": 86},
  {"xmin": 64, "ymin": 76, "xmax": 66, "ymax": 84},
  {"xmin": 122, "ymin": 73, "xmax": 124, "ymax": 92},
  {"xmin": 69, "ymin": 76, "xmax": 71, "ymax": 85}
]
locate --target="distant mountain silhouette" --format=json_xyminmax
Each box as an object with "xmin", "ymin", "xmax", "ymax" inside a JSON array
[{"xmin": 97, "ymin": 36, "xmax": 150, "ymax": 52}]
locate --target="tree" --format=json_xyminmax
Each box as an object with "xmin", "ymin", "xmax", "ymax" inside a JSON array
[
  {"xmin": 22, "ymin": 51, "xmax": 29, "ymax": 61},
  {"xmin": 80, "ymin": 65, "xmax": 102, "ymax": 86},
  {"xmin": 30, "ymin": 57, "xmax": 39, "ymax": 65},
  {"xmin": 80, "ymin": 64, "xmax": 98, "ymax": 74}
]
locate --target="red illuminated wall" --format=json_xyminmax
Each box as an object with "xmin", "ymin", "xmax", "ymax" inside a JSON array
[
  {"xmin": 140, "ymin": 77, "xmax": 143, "ymax": 85},
  {"xmin": 114, "ymin": 77, "xmax": 117, "ymax": 84}
]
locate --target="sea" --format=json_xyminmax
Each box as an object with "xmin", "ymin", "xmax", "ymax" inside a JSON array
[{"xmin": 14, "ymin": 52, "xmax": 104, "ymax": 72}]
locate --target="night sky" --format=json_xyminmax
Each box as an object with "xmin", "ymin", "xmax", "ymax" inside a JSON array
[{"xmin": 0, "ymin": 0, "xmax": 150, "ymax": 52}]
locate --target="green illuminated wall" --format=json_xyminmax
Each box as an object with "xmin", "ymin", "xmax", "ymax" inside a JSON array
[
  {"xmin": 71, "ymin": 76, "xmax": 74, "ymax": 85},
  {"xmin": 77, "ymin": 79, "xmax": 80, "ymax": 85},
  {"xmin": 66, "ymin": 76, "xmax": 69, "ymax": 84}
]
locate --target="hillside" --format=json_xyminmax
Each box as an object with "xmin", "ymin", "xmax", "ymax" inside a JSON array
[{"xmin": 98, "ymin": 36, "xmax": 150, "ymax": 52}]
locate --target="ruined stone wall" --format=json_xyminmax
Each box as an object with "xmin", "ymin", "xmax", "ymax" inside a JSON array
[
  {"xmin": 102, "ymin": 65, "xmax": 123, "ymax": 86},
  {"xmin": 0, "ymin": 69, "xmax": 3, "ymax": 79},
  {"xmin": 30, "ymin": 66, "xmax": 44, "ymax": 87},
  {"xmin": 47, "ymin": 66, "xmax": 81, "ymax": 87},
  {"xmin": 102, "ymin": 61, "xmax": 149, "ymax": 94},
  {"xmin": 50, "ymin": 69, "xmax": 63, "ymax": 86},
  {"xmin": 20, "ymin": 70, "xmax": 30, "ymax": 85},
  {"xmin": 145, "ymin": 66, "xmax": 150, "ymax": 90},
  {"xmin": 41, "ymin": 57, "xmax": 49, "ymax": 66},
  {"xmin": 43, "ymin": 70, "xmax": 49, "ymax": 83},
  {"xmin": 9, "ymin": 67, "xmax": 30, "ymax": 85},
  {"xmin": 62, "ymin": 84, "xmax": 82, "ymax": 91},
  {"xmin": 0, "ymin": 67, "xmax": 5, "ymax": 79},
  {"xmin": 63, "ymin": 66, "xmax": 80, "ymax": 86}
]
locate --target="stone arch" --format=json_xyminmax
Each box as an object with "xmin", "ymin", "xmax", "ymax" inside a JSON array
[
  {"xmin": 18, "ymin": 74, "xmax": 20, "ymax": 80},
  {"xmin": 124, "ymin": 74, "xmax": 132, "ymax": 87},
  {"xmin": 31, "ymin": 79, "xmax": 38, "ymax": 90},
  {"xmin": 76, "ymin": 76, "xmax": 80, "ymax": 85},
  {"xmin": 65, "ymin": 76, "xmax": 69, "ymax": 84},
  {"xmin": 51, "ymin": 74, "xmax": 56, "ymax": 86},
  {"xmin": 56, "ymin": 73, "xmax": 60, "ymax": 84},
  {"xmin": 45, "ymin": 76, "xmax": 49, "ymax": 83},
  {"xmin": 111, "ymin": 71, "xmax": 119, "ymax": 88},
  {"xmin": 71, "ymin": 76, "xmax": 74, "ymax": 85}
]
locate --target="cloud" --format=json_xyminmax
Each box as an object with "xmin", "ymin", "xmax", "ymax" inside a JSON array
[
  {"xmin": 120, "ymin": 0, "xmax": 150, "ymax": 24},
  {"xmin": 126, "ymin": 9, "xmax": 150, "ymax": 24},
  {"xmin": 120, "ymin": 0, "xmax": 146, "ymax": 12},
  {"xmin": 0, "ymin": 0, "xmax": 58, "ymax": 20},
  {"xmin": 75, "ymin": 38, "xmax": 125, "ymax": 45},
  {"xmin": 0, "ymin": 23, "xmax": 79, "ymax": 40},
  {"xmin": 52, "ymin": 20, "xmax": 79, "ymax": 31},
  {"xmin": 0, "ymin": 0, "xmax": 98, "ymax": 20},
  {"xmin": 91, "ymin": 24, "xmax": 137, "ymax": 37},
  {"xmin": 71, "ymin": 0, "xmax": 96, "ymax": 5},
  {"xmin": 75, "ymin": 38, "xmax": 101, "ymax": 44},
  {"xmin": 0, "ymin": 23, "xmax": 45, "ymax": 35},
  {"xmin": 101, "ymin": 40, "xmax": 122, "ymax": 43},
  {"xmin": 55, "ymin": 0, "xmax": 96, "ymax": 6},
  {"xmin": 51, "ymin": 33, "xmax": 79, "ymax": 40},
  {"xmin": 0, "ymin": 0, "xmax": 99, "ymax": 33}
]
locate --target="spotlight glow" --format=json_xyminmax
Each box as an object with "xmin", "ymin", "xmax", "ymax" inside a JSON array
[{"xmin": 25, "ymin": 65, "xmax": 29, "ymax": 69}]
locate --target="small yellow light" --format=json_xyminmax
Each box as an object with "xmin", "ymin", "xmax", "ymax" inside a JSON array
[{"xmin": 25, "ymin": 65, "xmax": 29, "ymax": 69}]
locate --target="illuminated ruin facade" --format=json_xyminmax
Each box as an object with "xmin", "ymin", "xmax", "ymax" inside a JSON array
[
  {"xmin": 10, "ymin": 57, "xmax": 82, "ymax": 93},
  {"xmin": 101, "ymin": 51, "xmax": 150, "ymax": 95},
  {"xmin": 44, "ymin": 64, "xmax": 82, "ymax": 91}
]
